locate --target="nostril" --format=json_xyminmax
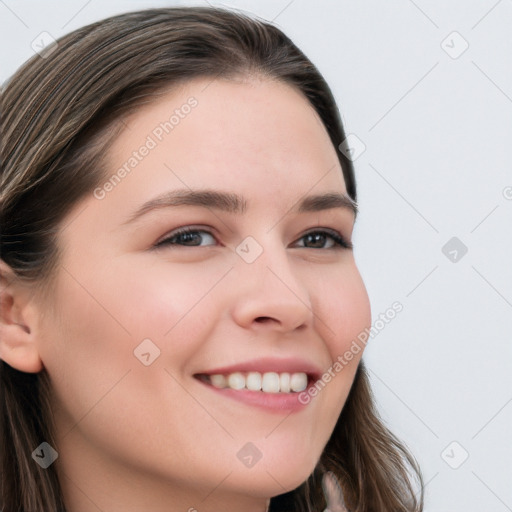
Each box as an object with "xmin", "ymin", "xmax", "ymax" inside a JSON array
[{"xmin": 255, "ymin": 317, "xmax": 273, "ymax": 323}]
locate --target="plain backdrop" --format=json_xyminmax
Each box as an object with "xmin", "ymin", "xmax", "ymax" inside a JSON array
[{"xmin": 1, "ymin": 1, "xmax": 511, "ymax": 510}]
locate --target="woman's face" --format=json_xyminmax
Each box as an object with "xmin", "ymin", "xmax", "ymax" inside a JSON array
[{"xmin": 34, "ymin": 77, "xmax": 371, "ymax": 510}]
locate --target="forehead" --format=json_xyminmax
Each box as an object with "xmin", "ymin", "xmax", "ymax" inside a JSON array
[{"xmin": 105, "ymin": 76, "xmax": 347, "ymax": 196}]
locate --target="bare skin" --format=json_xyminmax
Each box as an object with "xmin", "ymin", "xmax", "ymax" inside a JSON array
[{"xmin": 0, "ymin": 76, "xmax": 370, "ymax": 512}]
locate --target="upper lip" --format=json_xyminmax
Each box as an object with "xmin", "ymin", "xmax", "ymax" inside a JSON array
[{"xmin": 195, "ymin": 357, "xmax": 323, "ymax": 381}]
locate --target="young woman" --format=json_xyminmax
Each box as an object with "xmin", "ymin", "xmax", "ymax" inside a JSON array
[{"xmin": 0, "ymin": 7, "xmax": 423, "ymax": 512}]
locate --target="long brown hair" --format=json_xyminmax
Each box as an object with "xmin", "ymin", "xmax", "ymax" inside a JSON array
[{"xmin": 0, "ymin": 7, "xmax": 423, "ymax": 511}]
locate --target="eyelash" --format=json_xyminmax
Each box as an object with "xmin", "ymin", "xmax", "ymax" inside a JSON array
[{"xmin": 154, "ymin": 226, "xmax": 353, "ymax": 251}]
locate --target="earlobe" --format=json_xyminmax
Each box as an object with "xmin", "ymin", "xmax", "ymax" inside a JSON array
[
  {"xmin": 0, "ymin": 261, "xmax": 44, "ymax": 374},
  {"xmin": 0, "ymin": 333, "xmax": 44, "ymax": 373}
]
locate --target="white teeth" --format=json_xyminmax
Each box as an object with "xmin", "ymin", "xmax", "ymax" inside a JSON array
[
  {"xmin": 261, "ymin": 372, "xmax": 280, "ymax": 393},
  {"xmin": 210, "ymin": 374, "xmax": 227, "ymax": 389},
  {"xmin": 290, "ymin": 372, "xmax": 308, "ymax": 392},
  {"xmin": 246, "ymin": 372, "xmax": 262, "ymax": 391},
  {"xmin": 227, "ymin": 372, "xmax": 245, "ymax": 390},
  {"xmin": 280, "ymin": 372, "xmax": 291, "ymax": 393},
  {"xmin": 206, "ymin": 371, "xmax": 308, "ymax": 393}
]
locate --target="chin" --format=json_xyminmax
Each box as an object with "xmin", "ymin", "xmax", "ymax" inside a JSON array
[{"xmin": 230, "ymin": 452, "xmax": 319, "ymax": 498}]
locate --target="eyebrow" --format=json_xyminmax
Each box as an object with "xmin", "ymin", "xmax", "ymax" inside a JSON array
[{"xmin": 123, "ymin": 188, "xmax": 358, "ymax": 225}]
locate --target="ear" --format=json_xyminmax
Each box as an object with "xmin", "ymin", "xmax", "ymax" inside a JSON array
[{"xmin": 0, "ymin": 260, "xmax": 44, "ymax": 373}]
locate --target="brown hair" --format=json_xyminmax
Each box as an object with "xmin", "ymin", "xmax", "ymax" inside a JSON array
[{"xmin": 0, "ymin": 7, "xmax": 423, "ymax": 511}]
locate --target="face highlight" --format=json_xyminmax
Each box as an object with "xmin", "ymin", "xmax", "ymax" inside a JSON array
[{"xmin": 33, "ymin": 77, "xmax": 371, "ymax": 511}]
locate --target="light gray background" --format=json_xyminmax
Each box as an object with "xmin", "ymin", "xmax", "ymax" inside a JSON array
[{"xmin": 1, "ymin": 1, "xmax": 511, "ymax": 510}]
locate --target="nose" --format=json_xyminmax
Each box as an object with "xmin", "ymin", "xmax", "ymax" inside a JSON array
[{"xmin": 229, "ymin": 237, "xmax": 314, "ymax": 334}]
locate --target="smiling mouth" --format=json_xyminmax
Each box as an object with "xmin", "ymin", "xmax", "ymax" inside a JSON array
[{"xmin": 194, "ymin": 371, "xmax": 311, "ymax": 394}]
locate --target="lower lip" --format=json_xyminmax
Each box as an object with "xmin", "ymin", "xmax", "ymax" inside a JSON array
[{"xmin": 196, "ymin": 379, "xmax": 312, "ymax": 413}]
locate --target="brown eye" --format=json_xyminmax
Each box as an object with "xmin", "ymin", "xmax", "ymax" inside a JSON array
[{"xmin": 295, "ymin": 230, "xmax": 352, "ymax": 250}]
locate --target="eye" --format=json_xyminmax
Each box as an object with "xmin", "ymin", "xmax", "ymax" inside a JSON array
[
  {"xmin": 154, "ymin": 226, "xmax": 352, "ymax": 250},
  {"xmin": 294, "ymin": 229, "xmax": 353, "ymax": 250},
  {"xmin": 154, "ymin": 227, "xmax": 216, "ymax": 248}
]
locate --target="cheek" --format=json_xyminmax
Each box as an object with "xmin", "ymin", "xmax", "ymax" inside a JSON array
[
  {"xmin": 42, "ymin": 253, "xmax": 232, "ymax": 392},
  {"xmin": 113, "ymin": 256, "xmax": 230, "ymax": 354},
  {"xmin": 39, "ymin": 260, "xmax": 236, "ymax": 477},
  {"xmin": 309, "ymin": 265, "xmax": 371, "ymax": 417},
  {"xmin": 37, "ymin": 267, "xmax": 141, "ymax": 431},
  {"xmin": 312, "ymin": 264, "xmax": 372, "ymax": 359}
]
